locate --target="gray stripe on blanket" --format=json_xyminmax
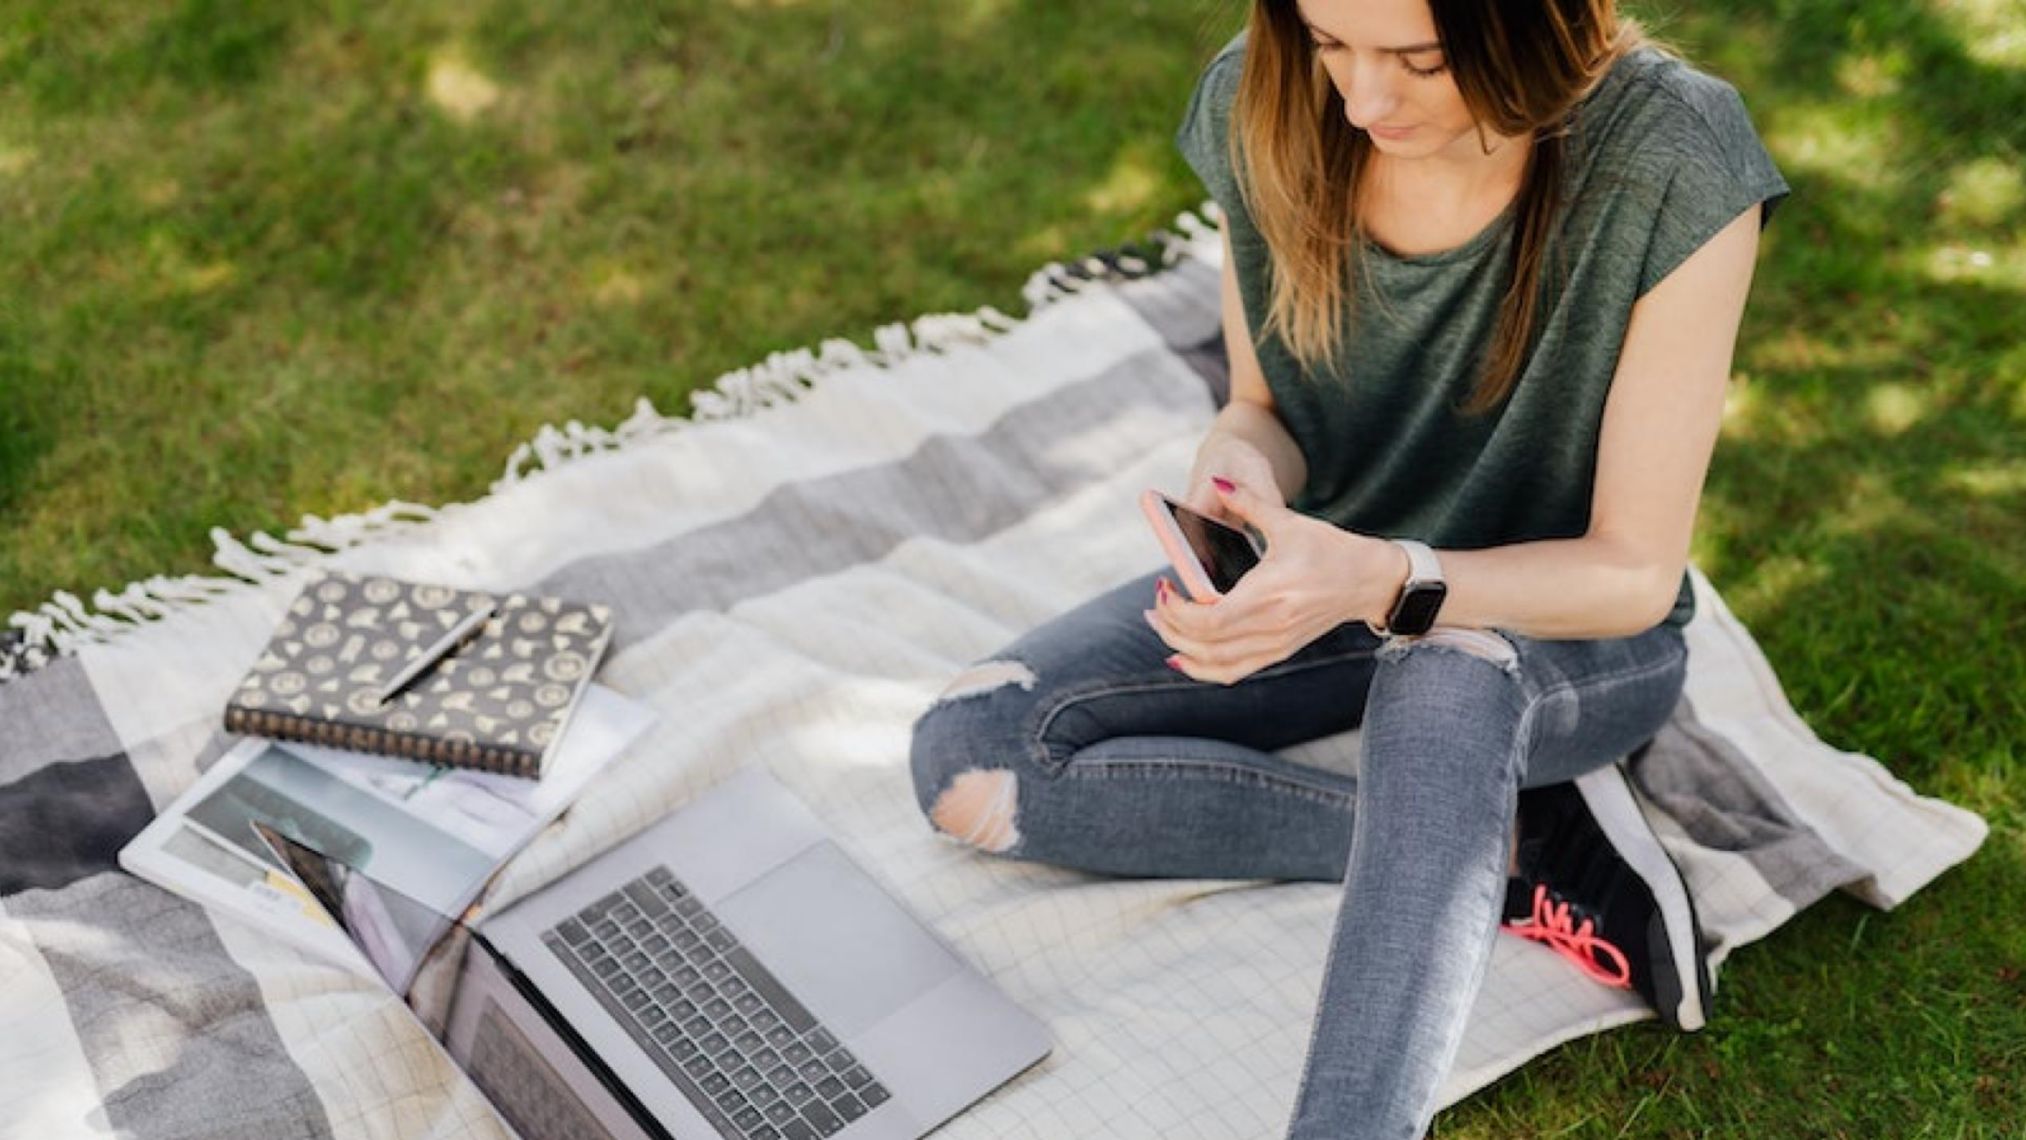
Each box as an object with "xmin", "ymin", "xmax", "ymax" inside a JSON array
[
  {"xmin": 11, "ymin": 873, "xmax": 333, "ymax": 1140},
  {"xmin": 1116, "ymin": 258, "xmax": 1220, "ymax": 352},
  {"xmin": 1632, "ymin": 695, "xmax": 1868, "ymax": 908},
  {"xmin": 542, "ymin": 347, "xmax": 1213, "ymax": 649},
  {"xmin": 0, "ymin": 655, "xmax": 127, "ymax": 785},
  {"xmin": 0, "ymin": 752, "xmax": 156, "ymax": 893},
  {"xmin": 1116, "ymin": 260, "xmax": 1229, "ymax": 405},
  {"xmin": 0, "ymin": 655, "xmax": 158, "ymax": 894}
]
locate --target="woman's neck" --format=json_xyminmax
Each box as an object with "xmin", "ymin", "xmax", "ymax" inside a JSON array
[
  {"xmin": 1382, "ymin": 125, "xmax": 1533, "ymax": 199},
  {"xmin": 1359, "ymin": 130, "xmax": 1534, "ymax": 257}
]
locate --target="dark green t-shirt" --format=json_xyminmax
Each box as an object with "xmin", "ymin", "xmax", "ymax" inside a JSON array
[{"xmin": 1176, "ymin": 36, "xmax": 1789, "ymax": 626}]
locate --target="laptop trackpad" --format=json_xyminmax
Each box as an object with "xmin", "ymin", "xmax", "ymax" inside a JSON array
[{"xmin": 713, "ymin": 840, "xmax": 962, "ymax": 1039}]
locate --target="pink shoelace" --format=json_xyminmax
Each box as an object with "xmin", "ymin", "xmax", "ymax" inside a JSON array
[{"xmin": 1502, "ymin": 883, "xmax": 1634, "ymax": 988}]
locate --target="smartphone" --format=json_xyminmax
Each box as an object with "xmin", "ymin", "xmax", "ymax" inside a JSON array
[{"xmin": 1140, "ymin": 489, "xmax": 1265, "ymax": 601}]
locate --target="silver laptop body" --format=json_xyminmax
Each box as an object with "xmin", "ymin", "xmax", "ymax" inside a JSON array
[{"xmin": 454, "ymin": 766, "xmax": 1051, "ymax": 1140}]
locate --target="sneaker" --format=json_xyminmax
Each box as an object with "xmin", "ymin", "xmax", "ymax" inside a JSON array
[{"xmin": 1502, "ymin": 761, "xmax": 1713, "ymax": 1031}]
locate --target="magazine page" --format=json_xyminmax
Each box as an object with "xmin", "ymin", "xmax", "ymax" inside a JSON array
[
  {"xmin": 119, "ymin": 683, "xmax": 655, "ymax": 971},
  {"xmin": 258, "ymin": 825, "xmax": 660, "ymax": 1140}
]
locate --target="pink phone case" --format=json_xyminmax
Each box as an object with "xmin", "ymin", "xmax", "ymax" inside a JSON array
[{"xmin": 1140, "ymin": 489, "xmax": 1224, "ymax": 602}]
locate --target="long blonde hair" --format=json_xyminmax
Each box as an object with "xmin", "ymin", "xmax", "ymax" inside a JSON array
[{"xmin": 1232, "ymin": 0, "xmax": 1642, "ymax": 412}]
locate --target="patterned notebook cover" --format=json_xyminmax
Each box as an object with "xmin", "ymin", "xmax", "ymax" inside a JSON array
[{"xmin": 224, "ymin": 573, "xmax": 615, "ymax": 778}]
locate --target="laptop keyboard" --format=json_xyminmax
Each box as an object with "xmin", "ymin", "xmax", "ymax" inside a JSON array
[{"xmin": 544, "ymin": 866, "xmax": 893, "ymax": 1140}]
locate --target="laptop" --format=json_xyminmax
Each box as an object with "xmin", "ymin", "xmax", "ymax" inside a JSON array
[{"xmin": 257, "ymin": 767, "xmax": 1051, "ymax": 1140}]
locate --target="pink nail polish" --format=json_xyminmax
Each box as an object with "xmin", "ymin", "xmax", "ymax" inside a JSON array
[
  {"xmin": 1210, "ymin": 476, "xmax": 1235, "ymax": 494},
  {"xmin": 1165, "ymin": 655, "xmax": 1184, "ymax": 672}
]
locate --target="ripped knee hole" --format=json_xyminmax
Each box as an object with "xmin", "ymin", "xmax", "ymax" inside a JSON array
[
  {"xmin": 934, "ymin": 659, "xmax": 1038, "ymax": 704},
  {"xmin": 929, "ymin": 769, "xmax": 1021, "ymax": 853},
  {"xmin": 1380, "ymin": 627, "xmax": 1520, "ymax": 672}
]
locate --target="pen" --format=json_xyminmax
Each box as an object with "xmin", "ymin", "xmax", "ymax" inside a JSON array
[{"xmin": 376, "ymin": 604, "xmax": 497, "ymax": 706}]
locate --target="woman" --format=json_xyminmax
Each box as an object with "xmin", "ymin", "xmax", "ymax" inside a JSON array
[{"xmin": 911, "ymin": 0, "xmax": 1787, "ymax": 1135}]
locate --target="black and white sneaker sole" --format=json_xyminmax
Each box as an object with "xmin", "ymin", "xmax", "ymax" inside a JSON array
[{"xmin": 1573, "ymin": 763, "xmax": 1712, "ymax": 1031}]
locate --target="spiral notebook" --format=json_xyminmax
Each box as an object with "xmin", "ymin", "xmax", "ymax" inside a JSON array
[{"xmin": 224, "ymin": 573, "xmax": 615, "ymax": 778}]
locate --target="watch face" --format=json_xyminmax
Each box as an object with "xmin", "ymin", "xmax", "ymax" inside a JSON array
[{"xmin": 1389, "ymin": 582, "xmax": 1449, "ymax": 636}]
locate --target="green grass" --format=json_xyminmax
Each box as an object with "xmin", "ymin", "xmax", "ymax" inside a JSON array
[
  {"xmin": 0, "ymin": 0, "xmax": 1228, "ymax": 604},
  {"xmin": 3, "ymin": 0, "xmax": 2022, "ymax": 1135}
]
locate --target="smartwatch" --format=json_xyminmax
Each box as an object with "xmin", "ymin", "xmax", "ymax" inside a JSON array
[{"xmin": 1383, "ymin": 539, "xmax": 1447, "ymax": 636}]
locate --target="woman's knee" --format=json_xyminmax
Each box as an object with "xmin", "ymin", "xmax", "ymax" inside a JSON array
[
  {"xmin": 908, "ymin": 658, "xmax": 1043, "ymax": 851},
  {"xmin": 908, "ymin": 574, "xmax": 1166, "ymax": 852},
  {"xmin": 1360, "ymin": 630, "xmax": 1530, "ymax": 784},
  {"xmin": 921, "ymin": 767, "xmax": 1023, "ymax": 854},
  {"xmin": 1377, "ymin": 627, "xmax": 1521, "ymax": 676}
]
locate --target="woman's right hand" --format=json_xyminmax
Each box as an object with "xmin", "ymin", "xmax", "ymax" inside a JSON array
[{"xmin": 1185, "ymin": 435, "xmax": 1282, "ymax": 523}]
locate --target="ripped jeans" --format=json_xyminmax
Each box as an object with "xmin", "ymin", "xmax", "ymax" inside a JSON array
[{"xmin": 908, "ymin": 568, "xmax": 1688, "ymax": 1140}]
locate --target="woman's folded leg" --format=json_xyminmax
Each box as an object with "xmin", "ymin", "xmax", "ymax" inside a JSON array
[
  {"xmin": 1285, "ymin": 624, "xmax": 1687, "ymax": 1140},
  {"xmin": 909, "ymin": 568, "xmax": 1382, "ymax": 882}
]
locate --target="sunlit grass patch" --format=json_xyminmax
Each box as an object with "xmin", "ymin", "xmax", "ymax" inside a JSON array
[
  {"xmin": 1763, "ymin": 102, "xmax": 1900, "ymax": 187},
  {"xmin": 1726, "ymin": 551, "xmax": 1834, "ymax": 618},
  {"xmin": 1751, "ymin": 326, "xmax": 1909, "ymax": 375},
  {"xmin": 1083, "ymin": 142, "xmax": 1164, "ymax": 217},
  {"xmin": 1717, "ymin": 372, "xmax": 1764, "ymax": 435},
  {"xmin": 1862, "ymin": 380, "xmax": 1931, "ymax": 436},
  {"xmin": 425, "ymin": 47, "xmax": 503, "ymax": 122},
  {"xmin": 1943, "ymin": 0, "xmax": 2026, "ymax": 68},
  {"xmin": 1937, "ymin": 156, "xmax": 2026, "ymax": 229},
  {"xmin": 1918, "ymin": 237, "xmax": 2026, "ymax": 288},
  {"xmin": 1941, "ymin": 460, "xmax": 2026, "ymax": 498},
  {"xmin": 1834, "ymin": 48, "xmax": 1907, "ymax": 98},
  {"xmin": 585, "ymin": 262, "xmax": 648, "ymax": 308}
]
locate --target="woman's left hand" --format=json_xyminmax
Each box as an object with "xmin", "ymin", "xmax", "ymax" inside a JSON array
[{"xmin": 1148, "ymin": 476, "xmax": 1405, "ymax": 685}]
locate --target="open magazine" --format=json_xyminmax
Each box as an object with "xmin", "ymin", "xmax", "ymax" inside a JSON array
[
  {"xmin": 252, "ymin": 822, "xmax": 665, "ymax": 1140},
  {"xmin": 120, "ymin": 683, "xmax": 656, "ymax": 980}
]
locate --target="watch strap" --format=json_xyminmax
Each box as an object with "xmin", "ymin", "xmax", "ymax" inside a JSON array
[
  {"xmin": 1378, "ymin": 538, "xmax": 1447, "ymax": 636},
  {"xmin": 1393, "ymin": 538, "xmax": 1441, "ymax": 588}
]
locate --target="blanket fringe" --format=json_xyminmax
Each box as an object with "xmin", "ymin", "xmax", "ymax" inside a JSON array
[
  {"xmin": 1, "ymin": 204, "xmax": 1223, "ymax": 683},
  {"xmin": 0, "ymin": 499, "xmax": 446, "ymax": 680}
]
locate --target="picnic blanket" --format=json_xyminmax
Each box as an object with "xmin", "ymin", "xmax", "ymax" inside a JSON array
[{"xmin": 0, "ymin": 212, "xmax": 1988, "ymax": 1140}]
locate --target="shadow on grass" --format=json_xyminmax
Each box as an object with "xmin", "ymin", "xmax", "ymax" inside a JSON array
[
  {"xmin": 0, "ymin": 0, "xmax": 1241, "ymax": 615},
  {"xmin": 1442, "ymin": 2, "xmax": 2024, "ymax": 1134},
  {"xmin": 1672, "ymin": 0, "xmax": 2025, "ymax": 784}
]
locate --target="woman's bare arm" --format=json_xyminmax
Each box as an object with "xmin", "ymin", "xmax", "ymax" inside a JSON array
[
  {"xmin": 1427, "ymin": 205, "xmax": 1765, "ymax": 637},
  {"xmin": 1185, "ymin": 227, "xmax": 1308, "ymax": 510}
]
